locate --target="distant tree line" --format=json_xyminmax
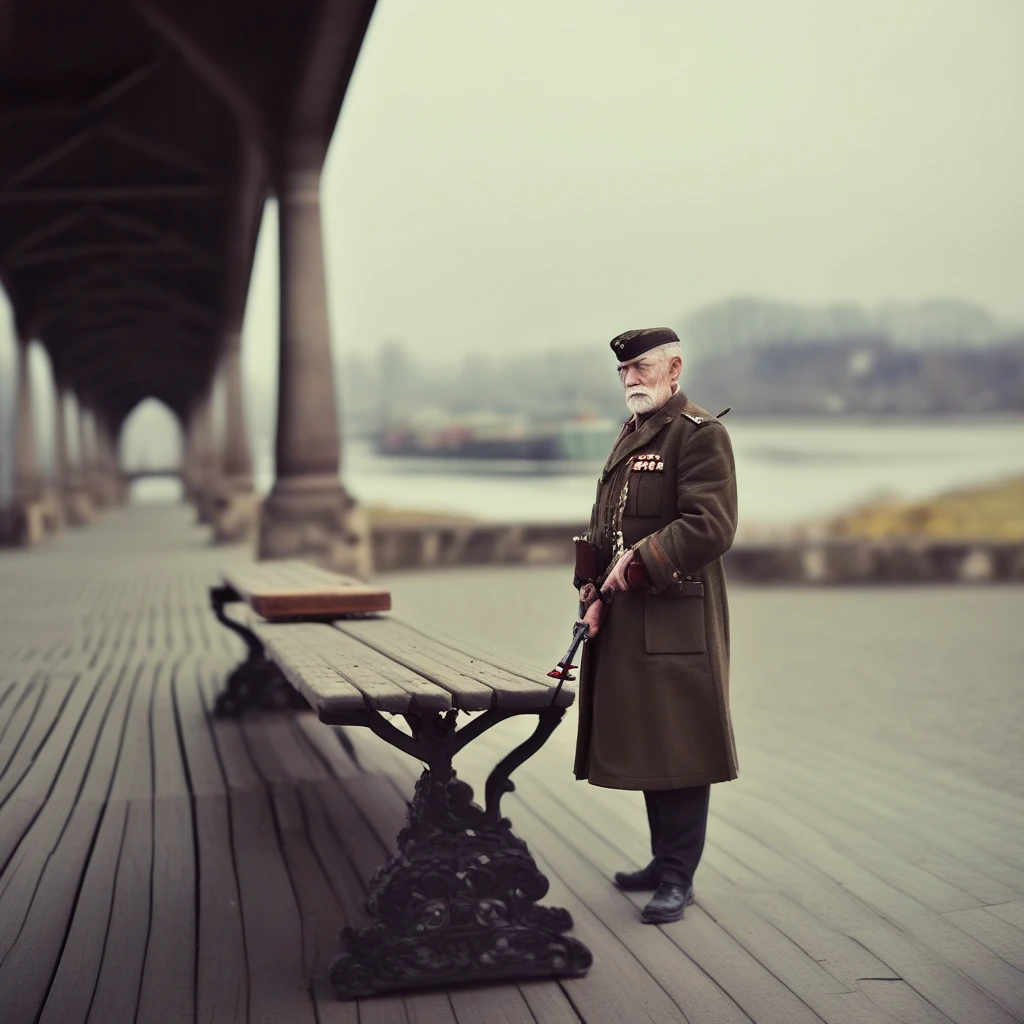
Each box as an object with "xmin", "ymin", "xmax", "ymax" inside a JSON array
[
  {"xmin": 682, "ymin": 297, "xmax": 1024, "ymax": 415},
  {"xmin": 337, "ymin": 298, "xmax": 1024, "ymax": 434},
  {"xmin": 687, "ymin": 336, "xmax": 1024, "ymax": 416}
]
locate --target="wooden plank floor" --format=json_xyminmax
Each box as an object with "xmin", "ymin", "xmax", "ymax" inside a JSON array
[{"xmin": 1, "ymin": 503, "xmax": 1022, "ymax": 1024}]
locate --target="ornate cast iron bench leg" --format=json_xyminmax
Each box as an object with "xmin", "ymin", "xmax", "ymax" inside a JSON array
[
  {"xmin": 329, "ymin": 706, "xmax": 593, "ymax": 999},
  {"xmin": 209, "ymin": 585, "xmax": 309, "ymax": 716}
]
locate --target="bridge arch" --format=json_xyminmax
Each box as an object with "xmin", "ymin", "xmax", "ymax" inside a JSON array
[{"xmin": 120, "ymin": 397, "xmax": 185, "ymax": 504}]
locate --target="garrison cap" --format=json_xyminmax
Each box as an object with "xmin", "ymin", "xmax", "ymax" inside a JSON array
[{"xmin": 609, "ymin": 327, "xmax": 680, "ymax": 363}]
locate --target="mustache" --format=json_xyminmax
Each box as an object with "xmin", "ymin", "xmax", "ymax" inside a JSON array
[{"xmin": 626, "ymin": 390, "xmax": 655, "ymax": 407}]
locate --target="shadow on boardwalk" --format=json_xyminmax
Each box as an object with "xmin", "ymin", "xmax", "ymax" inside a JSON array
[{"xmin": 0, "ymin": 505, "xmax": 1022, "ymax": 1024}]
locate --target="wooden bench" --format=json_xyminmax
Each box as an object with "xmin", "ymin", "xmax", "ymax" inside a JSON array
[{"xmin": 210, "ymin": 560, "xmax": 591, "ymax": 1000}]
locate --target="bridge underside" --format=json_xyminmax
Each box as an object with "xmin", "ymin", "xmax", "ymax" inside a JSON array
[
  {"xmin": 1, "ymin": 0, "xmax": 377, "ymax": 571},
  {"xmin": 2, "ymin": 0, "xmax": 374, "ymax": 421}
]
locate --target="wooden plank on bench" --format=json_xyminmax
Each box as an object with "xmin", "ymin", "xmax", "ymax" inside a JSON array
[
  {"xmin": 222, "ymin": 562, "xmax": 391, "ymax": 621},
  {"xmin": 252, "ymin": 619, "xmax": 453, "ymax": 716},
  {"xmin": 398, "ymin": 619, "xmax": 572, "ymax": 692},
  {"xmin": 288, "ymin": 624, "xmax": 454, "ymax": 716},
  {"xmin": 251, "ymin": 622, "xmax": 367, "ymax": 712},
  {"xmin": 335, "ymin": 618, "xmax": 573, "ymax": 711}
]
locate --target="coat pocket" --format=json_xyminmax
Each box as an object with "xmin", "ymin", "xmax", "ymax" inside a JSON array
[
  {"xmin": 626, "ymin": 472, "xmax": 664, "ymax": 517},
  {"xmin": 644, "ymin": 589, "xmax": 706, "ymax": 655},
  {"xmin": 637, "ymin": 472, "xmax": 664, "ymax": 516}
]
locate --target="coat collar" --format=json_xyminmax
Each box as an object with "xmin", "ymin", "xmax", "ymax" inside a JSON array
[{"xmin": 603, "ymin": 389, "xmax": 688, "ymax": 476}]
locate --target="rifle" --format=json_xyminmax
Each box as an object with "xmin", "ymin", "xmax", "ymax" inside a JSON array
[
  {"xmin": 546, "ymin": 617, "xmax": 589, "ymax": 706},
  {"xmin": 548, "ymin": 535, "xmax": 606, "ymax": 704}
]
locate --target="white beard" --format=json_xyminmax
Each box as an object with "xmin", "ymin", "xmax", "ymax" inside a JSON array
[{"xmin": 625, "ymin": 391, "xmax": 656, "ymax": 414}]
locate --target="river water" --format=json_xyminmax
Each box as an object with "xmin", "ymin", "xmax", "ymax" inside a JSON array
[
  {"xmin": 278, "ymin": 419, "xmax": 1024, "ymax": 530},
  {"xmin": 133, "ymin": 418, "xmax": 1024, "ymax": 530}
]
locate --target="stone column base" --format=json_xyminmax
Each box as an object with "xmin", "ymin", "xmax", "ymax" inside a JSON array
[
  {"xmin": 39, "ymin": 490, "xmax": 65, "ymax": 533},
  {"xmin": 258, "ymin": 482, "xmax": 373, "ymax": 579},
  {"xmin": 195, "ymin": 490, "xmax": 216, "ymax": 524},
  {"xmin": 212, "ymin": 489, "xmax": 261, "ymax": 544},
  {"xmin": 64, "ymin": 487, "xmax": 95, "ymax": 526},
  {"xmin": 85, "ymin": 475, "xmax": 108, "ymax": 510},
  {"xmin": 89, "ymin": 475, "xmax": 126, "ymax": 509},
  {"xmin": 0, "ymin": 500, "xmax": 49, "ymax": 547},
  {"xmin": 191, "ymin": 477, "xmax": 224, "ymax": 524}
]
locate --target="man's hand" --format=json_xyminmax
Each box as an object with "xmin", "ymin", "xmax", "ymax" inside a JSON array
[
  {"xmin": 577, "ymin": 549, "xmax": 644, "ymax": 606},
  {"xmin": 578, "ymin": 582, "xmax": 604, "ymax": 638},
  {"xmin": 577, "ymin": 549, "xmax": 640, "ymax": 638},
  {"xmin": 581, "ymin": 594, "xmax": 604, "ymax": 638},
  {"xmin": 603, "ymin": 548, "xmax": 636, "ymax": 593}
]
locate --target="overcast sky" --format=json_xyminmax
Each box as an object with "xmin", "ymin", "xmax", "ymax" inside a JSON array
[
  {"xmin": 277, "ymin": 0, "xmax": 1024, "ymax": 369},
  {"xmin": 3, "ymin": 0, "xmax": 1023, "ymax": 470}
]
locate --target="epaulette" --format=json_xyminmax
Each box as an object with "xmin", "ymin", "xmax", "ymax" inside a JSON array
[{"xmin": 682, "ymin": 406, "xmax": 730, "ymax": 426}]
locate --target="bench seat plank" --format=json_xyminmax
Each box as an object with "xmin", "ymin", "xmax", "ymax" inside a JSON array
[
  {"xmin": 285, "ymin": 624, "xmax": 454, "ymax": 715},
  {"xmin": 335, "ymin": 619, "xmax": 493, "ymax": 710},
  {"xmin": 253, "ymin": 622, "xmax": 369, "ymax": 713},
  {"xmin": 222, "ymin": 563, "xmax": 391, "ymax": 621},
  {"xmin": 335, "ymin": 618, "xmax": 573, "ymax": 710},
  {"xmin": 360, "ymin": 619, "xmax": 572, "ymax": 707},
  {"xmin": 252, "ymin": 619, "xmax": 453, "ymax": 716},
  {"xmin": 398, "ymin": 620, "xmax": 577, "ymax": 700}
]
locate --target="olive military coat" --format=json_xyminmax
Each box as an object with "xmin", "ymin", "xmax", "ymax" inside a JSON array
[{"xmin": 574, "ymin": 389, "xmax": 739, "ymax": 790}]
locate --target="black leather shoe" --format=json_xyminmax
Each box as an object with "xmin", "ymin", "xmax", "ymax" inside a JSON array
[
  {"xmin": 641, "ymin": 883, "xmax": 695, "ymax": 923},
  {"xmin": 613, "ymin": 862, "xmax": 659, "ymax": 891}
]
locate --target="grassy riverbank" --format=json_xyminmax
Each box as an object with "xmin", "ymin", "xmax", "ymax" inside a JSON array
[
  {"xmin": 364, "ymin": 504, "xmax": 478, "ymax": 526},
  {"xmin": 363, "ymin": 475, "xmax": 1024, "ymax": 545},
  {"xmin": 826, "ymin": 475, "xmax": 1024, "ymax": 541}
]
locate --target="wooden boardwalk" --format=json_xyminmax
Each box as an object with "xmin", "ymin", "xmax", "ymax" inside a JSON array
[{"xmin": 1, "ymin": 504, "xmax": 1022, "ymax": 1024}]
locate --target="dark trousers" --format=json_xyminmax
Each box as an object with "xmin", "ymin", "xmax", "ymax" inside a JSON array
[{"xmin": 643, "ymin": 785, "xmax": 711, "ymax": 888}]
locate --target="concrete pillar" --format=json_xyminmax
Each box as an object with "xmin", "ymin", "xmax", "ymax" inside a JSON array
[
  {"xmin": 221, "ymin": 330, "xmax": 253, "ymax": 488},
  {"xmin": 84, "ymin": 413, "xmax": 122, "ymax": 509},
  {"xmin": 111, "ymin": 423, "xmax": 129, "ymax": 506},
  {"xmin": 43, "ymin": 376, "xmax": 69, "ymax": 533},
  {"xmin": 12, "ymin": 336, "xmax": 41, "ymax": 503},
  {"xmin": 80, "ymin": 406, "xmax": 106, "ymax": 508},
  {"xmin": 191, "ymin": 381, "xmax": 219, "ymax": 523},
  {"xmin": 52, "ymin": 386, "xmax": 69, "ymax": 492},
  {"xmin": 258, "ymin": 165, "xmax": 371, "ymax": 577},
  {"xmin": 273, "ymin": 168, "xmax": 341, "ymax": 484},
  {"xmin": 0, "ymin": 336, "xmax": 48, "ymax": 546},
  {"xmin": 64, "ymin": 391, "xmax": 94, "ymax": 525},
  {"xmin": 95, "ymin": 420, "xmax": 120, "ymax": 507},
  {"xmin": 211, "ymin": 330, "xmax": 259, "ymax": 543},
  {"xmin": 179, "ymin": 409, "xmax": 198, "ymax": 502}
]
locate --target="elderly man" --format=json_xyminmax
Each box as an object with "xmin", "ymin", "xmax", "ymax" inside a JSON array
[{"xmin": 573, "ymin": 326, "xmax": 739, "ymax": 924}]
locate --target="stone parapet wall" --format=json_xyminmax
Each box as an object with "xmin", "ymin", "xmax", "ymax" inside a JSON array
[
  {"xmin": 726, "ymin": 539, "xmax": 1024, "ymax": 584},
  {"xmin": 370, "ymin": 521, "xmax": 1024, "ymax": 583},
  {"xmin": 371, "ymin": 521, "xmax": 581, "ymax": 572}
]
